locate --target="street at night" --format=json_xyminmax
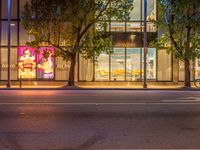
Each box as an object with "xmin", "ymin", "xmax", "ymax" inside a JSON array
[{"xmin": 0, "ymin": 90, "xmax": 200, "ymax": 149}]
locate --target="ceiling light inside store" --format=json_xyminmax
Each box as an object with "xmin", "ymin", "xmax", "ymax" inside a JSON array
[{"xmin": 10, "ymin": 23, "xmax": 16, "ymax": 26}]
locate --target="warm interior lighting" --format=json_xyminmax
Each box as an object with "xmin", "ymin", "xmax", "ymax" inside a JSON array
[{"xmin": 10, "ymin": 23, "xmax": 15, "ymax": 26}]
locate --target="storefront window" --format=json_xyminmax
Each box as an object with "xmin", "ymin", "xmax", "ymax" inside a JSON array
[
  {"xmin": 127, "ymin": 22, "xmax": 141, "ymax": 32},
  {"xmin": 195, "ymin": 59, "xmax": 200, "ymax": 79},
  {"xmin": 19, "ymin": 25, "xmax": 35, "ymax": 45},
  {"xmin": 0, "ymin": 48, "xmax": 18, "ymax": 80},
  {"xmin": 142, "ymin": 48, "xmax": 156, "ymax": 79},
  {"xmin": 95, "ymin": 52, "xmax": 109, "ymax": 81},
  {"xmin": 20, "ymin": 0, "xmax": 31, "ymax": 16},
  {"xmin": 142, "ymin": 0, "xmax": 156, "ymax": 21},
  {"xmin": 18, "ymin": 46, "xmax": 54, "ymax": 79},
  {"xmin": 79, "ymin": 55, "xmax": 94, "ymax": 81},
  {"xmin": 141, "ymin": 22, "xmax": 156, "ymax": 32},
  {"xmin": 128, "ymin": 0, "xmax": 141, "ymax": 21},
  {"xmin": 1, "ymin": 21, "xmax": 18, "ymax": 46},
  {"xmin": 1, "ymin": 0, "xmax": 18, "ymax": 19},
  {"xmin": 157, "ymin": 49, "xmax": 172, "ymax": 81},
  {"xmin": 111, "ymin": 48, "xmax": 125, "ymax": 81},
  {"xmin": 55, "ymin": 57, "xmax": 69, "ymax": 81},
  {"xmin": 179, "ymin": 61, "xmax": 194, "ymax": 81},
  {"xmin": 111, "ymin": 22, "xmax": 125, "ymax": 32},
  {"xmin": 126, "ymin": 48, "xmax": 141, "ymax": 81}
]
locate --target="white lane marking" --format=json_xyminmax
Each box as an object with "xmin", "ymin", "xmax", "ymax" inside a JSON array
[
  {"xmin": 162, "ymin": 97, "xmax": 200, "ymax": 102},
  {"xmin": 162, "ymin": 100, "xmax": 200, "ymax": 102},
  {"xmin": 0, "ymin": 102, "xmax": 200, "ymax": 105}
]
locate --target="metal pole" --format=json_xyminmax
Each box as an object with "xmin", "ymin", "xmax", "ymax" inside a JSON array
[
  {"xmin": 143, "ymin": 0, "xmax": 147, "ymax": 88},
  {"xmin": 7, "ymin": 0, "xmax": 11, "ymax": 88}
]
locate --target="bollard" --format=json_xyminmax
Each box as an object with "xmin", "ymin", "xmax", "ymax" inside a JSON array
[{"xmin": 19, "ymin": 75, "xmax": 22, "ymax": 88}]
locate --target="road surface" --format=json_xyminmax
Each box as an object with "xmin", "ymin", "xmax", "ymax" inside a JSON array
[{"xmin": 0, "ymin": 90, "xmax": 200, "ymax": 149}]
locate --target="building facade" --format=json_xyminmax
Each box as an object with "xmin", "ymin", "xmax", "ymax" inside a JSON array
[{"xmin": 0, "ymin": 0, "xmax": 200, "ymax": 85}]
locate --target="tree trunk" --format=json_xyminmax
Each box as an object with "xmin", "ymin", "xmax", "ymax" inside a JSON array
[
  {"xmin": 184, "ymin": 58, "xmax": 191, "ymax": 87},
  {"xmin": 68, "ymin": 53, "xmax": 76, "ymax": 86}
]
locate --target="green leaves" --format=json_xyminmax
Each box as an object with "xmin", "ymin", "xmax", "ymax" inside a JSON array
[
  {"xmin": 156, "ymin": 0, "xmax": 200, "ymax": 60},
  {"xmin": 21, "ymin": 0, "xmax": 133, "ymax": 62}
]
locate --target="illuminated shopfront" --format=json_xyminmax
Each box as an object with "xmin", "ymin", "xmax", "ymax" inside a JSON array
[{"xmin": 0, "ymin": 0, "xmax": 198, "ymax": 83}]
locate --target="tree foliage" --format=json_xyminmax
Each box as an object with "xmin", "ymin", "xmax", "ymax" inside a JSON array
[
  {"xmin": 154, "ymin": 0, "xmax": 200, "ymax": 87},
  {"xmin": 21, "ymin": 0, "xmax": 133, "ymax": 86}
]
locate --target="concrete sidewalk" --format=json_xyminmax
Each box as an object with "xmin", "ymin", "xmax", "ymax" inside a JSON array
[{"xmin": 0, "ymin": 85, "xmax": 199, "ymax": 90}]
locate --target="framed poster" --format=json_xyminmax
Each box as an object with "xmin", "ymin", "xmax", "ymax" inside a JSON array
[
  {"xmin": 18, "ymin": 47, "xmax": 36, "ymax": 79},
  {"xmin": 37, "ymin": 47, "xmax": 54, "ymax": 79},
  {"xmin": 18, "ymin": 46, "xmax": 54, "ymax": 79}
]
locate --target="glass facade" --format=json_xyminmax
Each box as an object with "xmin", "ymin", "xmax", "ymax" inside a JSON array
[{"xmin": 1, "ymin": 0, "xmax": 197, "ymax": 83}]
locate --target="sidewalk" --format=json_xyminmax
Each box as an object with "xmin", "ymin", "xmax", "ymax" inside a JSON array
[{"xmin": 0, "ymin": 84, "xmax": 199, "ymax": 90}]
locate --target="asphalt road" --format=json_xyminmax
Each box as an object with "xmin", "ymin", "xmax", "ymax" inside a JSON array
[{"xmin": 0, "ymin": 90, "xmax": 200, "ymax": 149}]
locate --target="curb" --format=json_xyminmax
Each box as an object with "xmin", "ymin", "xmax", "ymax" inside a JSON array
[{"xmin": 0, "ymin": 87, "xmax": 199, "ymax": 91}]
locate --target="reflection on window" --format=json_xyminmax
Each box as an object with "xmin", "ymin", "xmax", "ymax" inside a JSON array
[
  {"xmin": 111, "ymin": 48, "xmax": 125, "ymax": 81},
  {"xmin": 111, "ymin": 22, "xmax": 125, "ymax": 32},
  {"xmin": 20, "ymin": 0, "xmax": 31, "ymax": 16},
  {"xmin": 1, "ymin": 21, "xmax": 18, "ymax": 46},
  {"xmin": 127, "ymin": 22, "xmax": 141, "ymax": 32},
  {"xmin": 126, "ymin": 48, "xmax": 141, "ymax": 81},
  {"xmin": 20, "ymin": 25, "xmax": 35, "ymax": 45},
  {"xmin": 142, "ymin": 0, "xmax": 156, "ymax": 21},
  {"xmin": 95, "ymin": 53, "xmax": 109, "ymax": 81},
  {"xmin": 142, "ymin": 48, "xmax": 156, "ymax": 79}
]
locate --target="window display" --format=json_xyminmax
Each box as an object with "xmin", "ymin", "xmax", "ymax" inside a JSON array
[
  {"xmin": 18, "ymin": 46, "xmax": 54, "ymax": 79},
  {"xmin": 95, "ymin": 53, "xmax": 109, "ymax": 80},
  {"xmin": 18, "ymin": 47, "xmax": 36, "ymax": 79},
  {"xmin": 126, "ymin": 48, "xmax": 141, "ymax": 81},
  {"xmin": 142, "ymin": 48, "xmax": 156, "ymax": 79},
  {"xmin": 111, "ymin": 48, "xmax": 125, "ymax": 81},
  {"xmin": 37, "ymin": 47, "xmax": 54, "ymax": 79}
]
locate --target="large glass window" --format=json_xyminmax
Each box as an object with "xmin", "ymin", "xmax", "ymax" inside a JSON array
[
  {"xmin": 112, "ymin": 32, "xmax": 142, "ymax": 48},
  {"xmin": 195, "ymin": 59, "xmax": 200, "ymax": 79},
  {"xmin": 142, "ymin": 48, "xmax": 156, "ymax": 79},
  {"xmin": 111, "ymin": 22, "xmax": 125, "ymax": 32},
  {"xmin": 0, "ymin": 48, "xmax": 8, "ymax": 80},
  {"xmin": 142, "ymin": 0, "xmax": 156, "ymax": 21},
  {"xmin": 95, "ymin": 52, "xmax": 109, "ymax": 81},
  {"xmin": 20, "ymin": 0, "xmax": 31, "ymax": 16},
  {"xmin": 179, "ymin": 61, "xmax": 194, "ymax": 81},
  {"xmin": 111, "ymin": 48, "xmax": 125, "ymax": 81},
  {"xmin": 0, "ymin": 48, "xmax": 17, "ymax": 80},
  {"xmin": 19, "ymin": 25, "xmax": 35, "ymax": 45},
  {"xmin": 55, "ymin": 57, "xmax": 69, "ymax": 81},
  {"xmin": 157, "ymin": 49, "xmax": 172, "ymax": 81},
  {"xmin": 126, "ymin": 48, "xmax": 141, "ymax": 81},
  {"xmin": 129, "ymin": 0, "xmax": 141, "ymax": 21},
  {"xmin": 1, "ymin": 21, "xmax": 18, "ymax": 46},
  {"xmin": 127, "ymin": 22, "xmax": 141, "ymax": 32},
  {"xmin": 1, "ymin": 0, "xmax": 18, "ymax": 19},
  {"xmin": 79, "ymin": 55, "xmax": 93, "ymax": 81}
]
